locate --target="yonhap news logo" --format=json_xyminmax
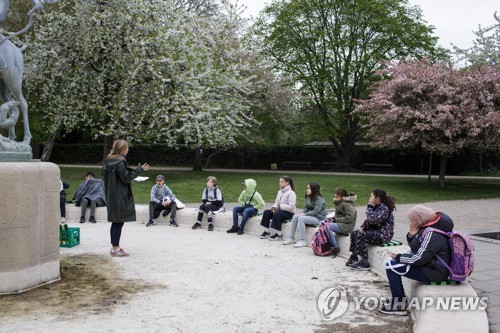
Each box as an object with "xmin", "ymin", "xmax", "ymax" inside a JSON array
[
  {"xmin": 317, "ymin": 286, "xmax": 488, "ymax": 321},
  {"xmin": 317, "ymin": 286, "xmax": 349, "ymax": 320}
]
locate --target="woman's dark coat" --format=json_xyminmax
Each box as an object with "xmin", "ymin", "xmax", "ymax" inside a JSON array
[{"xmin": 103, "ymin": 158, "xmax": 143, "ymax": 223}]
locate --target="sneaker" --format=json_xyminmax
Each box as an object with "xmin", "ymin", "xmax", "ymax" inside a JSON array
[
  {"xmin": 294, "ymin": 240, "xmax": 307, "ymax": 248},
  {"xmin": 110, "ymin": 248, "xmax": 130, "ymax": 257},
  {"xmin": 237, "ymin": 227, "xmax": 244, "ymax": 235},
  {"xmin": 192, "ymin": 222, "xmax": 202, "ymax": 230},
  {"xmin": 60, "ymin": 217, "xmax": 66, "ymax": 223},
  {"xmin": 260, "ymin": 231, "xmax": 270, "ymax": 239},
  {"xmin": 345, "ymin": 255, "xmax": 358, "ymax": 266},
  {"xmin": 378, "ymin": 302, "xmax": 407, "ymax": 316},
  {"xmin": 227, "ymin": 226, "xmax": 238, "ymax": 233},
  {"xmin": 350, "ymin": 258, "xmax": 371, "ymax": 271},
  {"xmin": 208, "ymin": 223, "xmax": 214, "ymax": 231},
  {"xmin": 89, "ymin": 216, "xmax": 96, "ymax": 223},
  {"xmin": 269, "ymin": 234, "xmax": 283, "ymax": 241},
  {"xmin": 80, "ymin": 216, "xmax": 86, "ymax": 223},
  {"xmin": 146, "ymin": 219, "xmax": 154, "ymax": 227},
  {"xmin": 169, "ymin": 219, "xmax": 178, "ymax": 227},
  {"xmin": 283, "ymin": 239, "xmax": 295, "ymax": 245}
]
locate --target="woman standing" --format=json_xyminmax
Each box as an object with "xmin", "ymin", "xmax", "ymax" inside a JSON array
[
  {"xmin": 103, "ymin": 139, "xmax": 149, "ymax": 257},
  {"xmin": 283, "ymin": 182, "xmax": 327, "ymax": 248},
  {"xmin": 348, "ymin": 189, "xmax": 396, "ymax": 270}
]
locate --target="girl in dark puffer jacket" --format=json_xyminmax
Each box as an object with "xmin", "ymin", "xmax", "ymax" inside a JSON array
[{"xmin": 379, "ymin": 204, "xmax": 454, "ymax": 316}]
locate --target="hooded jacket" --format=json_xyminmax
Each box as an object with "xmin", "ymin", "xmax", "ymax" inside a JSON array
[
  {"xmin": 272, "ymin": 185, "xmax": 296, "ymax": 213},
  {"xmin": 73, "ymin": 178, "xmax": 106, "ymax": 207},
  {"xmin": 332, "ymin": 195, "xmax": 357, "ymax": 234},
  {"xmin": 396, "ymin": 212, "xmax": 454, "ymax": 282},
  {"xmin": 237, "ymin": 179, "xmax": 265, "ymax": 209},
  {"xmin": 103, "ymin": 158, "xmax": 143, "ymax": 223}
]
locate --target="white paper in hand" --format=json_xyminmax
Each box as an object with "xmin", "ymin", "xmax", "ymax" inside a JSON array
[{"xmin": 133, "ymin": 176, "xmax": 149, "ymax": 182}]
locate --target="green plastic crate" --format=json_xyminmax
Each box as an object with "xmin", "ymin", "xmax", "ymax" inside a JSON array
[{"xmin": 60, "ymin": 227, "xmax": 80, "ymax": 248}]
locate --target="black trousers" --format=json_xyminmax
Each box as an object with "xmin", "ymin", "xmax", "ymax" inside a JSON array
[
  {"xmin": 60, "ymin": 190, "xmax": 67, "ymax": 218},
  {"xmin": 110, "ymin": 222, "xmax": 124, "ymax": 247},
  {"xmin": 149, "ymin": 201, "xmax": 177, "ymax": 219},
  {"xmin": 197, "ymin": 202, "xmax": 222, "ymax": 223}
]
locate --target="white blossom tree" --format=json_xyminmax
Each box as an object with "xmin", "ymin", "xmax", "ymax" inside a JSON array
[
  {"xmin": 453, "ymin": 12, "xmax": 500, "ymax": 67},
  {"xmin": 24, "ymin": 0, "xmax": 259, "ymax": 163}
]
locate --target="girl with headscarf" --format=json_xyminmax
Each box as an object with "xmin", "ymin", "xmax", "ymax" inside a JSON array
[{"xmin": 379, "ymin": 204, "xmax": 454, "ymax": 316}]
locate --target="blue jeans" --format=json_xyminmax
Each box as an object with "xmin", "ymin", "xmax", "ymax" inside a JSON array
[
  {"xmin": 232, "ymin": 205, "xmax": 257, "ymax": 229},
  {"xmin": 385, "ymin": 259, "xmax": 432, "ymax": 301},
  {"xmin": 326, "ymin": 222, "xmax": 342, "ymax": 248}
]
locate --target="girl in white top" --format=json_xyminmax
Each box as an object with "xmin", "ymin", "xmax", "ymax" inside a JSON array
[{"xmin": 259, "ymin": 176, "xmax": 296, "ymax": 240}]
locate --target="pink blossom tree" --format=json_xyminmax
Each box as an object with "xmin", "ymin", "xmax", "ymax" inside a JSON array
[{"xmin": 356, "ymin": 60, "xmax": 500, "ymax": 188}]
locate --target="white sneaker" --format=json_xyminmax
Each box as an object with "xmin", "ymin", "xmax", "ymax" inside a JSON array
[
  {"xmin": 283, "ymin": 239, "xmax": 295, "ymax": 245},
  {"xmin": 294, "ymin": 240, "xmax": 307, "ymax": 248}
]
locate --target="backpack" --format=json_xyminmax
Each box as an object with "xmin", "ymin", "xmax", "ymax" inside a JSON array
[
  {"xmin": 311, "ymin": 223, "xmax": 334, "ymax": 256},
  {"xmin": 419, "ymin": 228, "xmax": 475, "ymax": 281},
  {"xmin": 205, "ymin": 187, "xmax": 224, "ymax": 206}
]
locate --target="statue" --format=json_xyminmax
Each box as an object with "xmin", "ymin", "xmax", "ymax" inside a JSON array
[{"xmin": 0, "ymin": 0, "xmax": 57, "ymax": 159}]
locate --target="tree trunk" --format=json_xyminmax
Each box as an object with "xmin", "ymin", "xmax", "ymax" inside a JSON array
[
  {"xmin": 438, "ymin": 154, "xmax": 447, "ymax": 189},
  {"xmin": 205, "ymin": 151, "xmax": 219, "ymax": 169},
  {"xmin": 427, "ymin": 152, "xmax": 433, "ymax": 181},
  {"xmin": 102, "ymin": 136, "xmax": 114, "ymax": 162},
  {"xmin": 192, "ymin": 147, "xmax": 203, "ymax": 171},
  {"xmin": 479, "ymin": 151, "xmax": 483, "ymax": 174},
  {"xmin": 40, "ymin": 129, "xmax": 58, "ymax": 162}
]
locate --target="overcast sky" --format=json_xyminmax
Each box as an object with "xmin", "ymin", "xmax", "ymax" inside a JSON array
[{"xmin": 237, "ymin": 0, "xmax": 499, "ymax": 50}]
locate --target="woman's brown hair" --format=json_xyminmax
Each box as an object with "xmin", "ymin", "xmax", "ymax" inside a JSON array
[{"xmin": 106, "ymin": 139, "xmax": 128, "ymax": 160}]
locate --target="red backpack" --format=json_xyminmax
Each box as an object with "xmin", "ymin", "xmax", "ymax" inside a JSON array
[{"xmin": 311, "ymin": 223, "xmax": 334, "ymax": 256}]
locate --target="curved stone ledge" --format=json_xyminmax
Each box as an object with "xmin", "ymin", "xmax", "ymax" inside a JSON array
[{"xmin": 64, "ymin": 205, "xmax": 489, "ymax": 332}]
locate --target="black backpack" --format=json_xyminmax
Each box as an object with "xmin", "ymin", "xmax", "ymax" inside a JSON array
[{"xmin": 205, "ymin": 187, "xmax": 224, "ymax": 206}]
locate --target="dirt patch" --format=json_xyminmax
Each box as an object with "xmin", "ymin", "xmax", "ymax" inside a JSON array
[
  {"xmin": 314, "ymin": 320, "xmax": 413, "ymax": 333},
  {"xmin": 0, "ymin": 254, "xmax": 163, "ymax": 320}
]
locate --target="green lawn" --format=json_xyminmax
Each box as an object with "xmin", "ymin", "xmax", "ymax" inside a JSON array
[{"xmin": 60, "ymin": 166, "xmax": 500, "ymax": 207}]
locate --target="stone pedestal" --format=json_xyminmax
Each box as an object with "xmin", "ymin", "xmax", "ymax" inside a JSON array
[{"xmin": 0, "ymin": 162, "xmax": 60, "ymax": 294}]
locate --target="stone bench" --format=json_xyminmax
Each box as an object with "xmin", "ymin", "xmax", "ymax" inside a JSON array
[
  {"xmin": 362, "ymin": 163, "xmax": 393, "ymax": 173},
  {"xmin": 282, "ymin": 161, "xmax": 311, "ymax": 170},
  {"xmin": 320, "ymin": 162, "xmax": 350, "ymax": 172},
  {"xmin": 63, "ymin": 205, "xmax": 488, "ymax": 332}
]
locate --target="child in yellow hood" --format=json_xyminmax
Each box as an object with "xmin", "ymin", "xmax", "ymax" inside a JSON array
[{"xmin": 227, "ymin": 179, "xmax": 265, "ymax": 235}]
